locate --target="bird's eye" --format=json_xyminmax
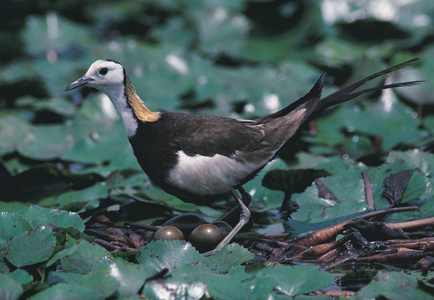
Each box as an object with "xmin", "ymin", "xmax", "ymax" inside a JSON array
[{"xmin": 99, "ymin": 68, "xmax": 108, "ymax": 75}]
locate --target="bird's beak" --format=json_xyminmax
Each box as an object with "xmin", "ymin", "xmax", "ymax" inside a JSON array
[{"xmin": 65, "ymin": 76, "xmax": 95, "ymax": 91}]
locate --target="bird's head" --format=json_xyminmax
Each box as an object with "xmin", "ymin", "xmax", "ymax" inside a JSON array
[{"xmin": 65, "ymin": 59, "xmax": 125, "ymax": 95}]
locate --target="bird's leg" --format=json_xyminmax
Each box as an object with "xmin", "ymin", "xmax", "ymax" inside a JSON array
[
  {"xmin": 217, "ymin": 186, "xmax": 252, "ymax": 227},
  {"xmin": 203, "ymin": 187, "xmax": 251, "ymax": 256}
]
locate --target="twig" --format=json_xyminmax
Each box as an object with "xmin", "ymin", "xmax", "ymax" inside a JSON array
[
  {"xmin": 293, "ymin": 234, "xmax": 352, "ymax": 259},
  {"xmin": 385, "ymin": 217, "xmax": 434, "ymax": 229},
  {"xmin": 362, "ymin": 171, "xmax": 375, "ymax": 210},
  {"xmin": 295, "ymin": 206, "xmax": 419, "ymax": 247}
]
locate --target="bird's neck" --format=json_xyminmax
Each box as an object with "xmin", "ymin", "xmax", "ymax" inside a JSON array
[
  {"xmin": 124, "ymin": 74, "xmax": 160, "ymax": 123},
  {"xmin": 105, "ymin": 73, "xmax": 160, "ymax": 137}
]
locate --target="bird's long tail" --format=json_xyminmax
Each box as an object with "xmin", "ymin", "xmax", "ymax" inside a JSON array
[{"xmin": 307, "ymin": 58, "xmax": 423, "ymax": 122}]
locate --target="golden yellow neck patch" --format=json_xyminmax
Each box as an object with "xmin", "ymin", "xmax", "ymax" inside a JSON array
[{"xmin": 124, "ymin": 73, "xmax": 160, "ymax": 123}]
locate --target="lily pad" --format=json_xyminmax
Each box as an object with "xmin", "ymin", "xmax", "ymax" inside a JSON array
[
  {"xmin": 358, "ymin": 270, "xmax": 433, "ymax": 299},
  {"xmin": 0, "ymin": 117, "xmax": 29, "ymax": 156},
  {"xmin": 17, "ymin": 124, "xmax": 74, "ymax": 160},
  {"xmin": 286, "ymin": 176, "xmax": 370, "ymax": 236},
  {"xmin": 15, "ymin": 205, "xmax": 85, "ymax": 232},
  {"xmin": 57, "ymin": 182, "xmax": 108, "ymax": 212},
  {"xmin": 259, "ymin": 264, "xmax": 335, "ymax": 297},
  {"xmin": 136, "ymin": 240, "xmax": 211, "ymax": 272},
  {"xmin": 31, "ymin": 283, "xmax": 100, "ymax": 300},
  {"xmin": 5, "ymin": 226, "xmax": 56, "ymax": 267},
  {"xmin": 60, "ymin": 240, "xmax": 110, "ymax": 274},
  {"xmin": 206, "ymin": 266, "xmax": 275, "ymax": 300},
  {"xmin": 208, "ymin": 244, "xmax": 254, "ymax": 273},
  {"xmin": 21, "ymin": 12, "xmax": 92, "ymax": 57},
  {"xmin": 0, "ymin": 273, "xmax": 23, "ymax": 300},
  {"xmin": 60, "ymin": 96, "xmax": 127, "ymax": 164}
]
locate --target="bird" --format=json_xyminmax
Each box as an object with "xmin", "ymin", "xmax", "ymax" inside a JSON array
[{"xmin": 65, "ymin": 58, "xmax": 421, "ymax": 255}]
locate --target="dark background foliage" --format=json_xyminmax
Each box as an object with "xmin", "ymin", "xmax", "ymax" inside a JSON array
[{"xmin": 0, "ymin": 0, "xmax": 433, "ymax": 298}]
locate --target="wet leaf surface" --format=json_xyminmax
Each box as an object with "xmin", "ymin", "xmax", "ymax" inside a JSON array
[
  {"xmin": 5, "ymin": 227, "xmax": 56, "ymax": 268},
  {"xmin": 0, "ymin": 1, "xmax": 433, "ymax": 298}
]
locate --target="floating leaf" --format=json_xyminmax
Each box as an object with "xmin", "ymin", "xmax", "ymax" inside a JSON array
[
  {"xmin": 286, "ymin": 176, "xmax": 370, "ymax": 236},
  {"xmin": 21, "ymin": 12, "xmax": 92, "ymax": 56},
  {"xmin": 206, "ymin": 266, "xmax": 275, "ymax": 300},
  {"xmin": 358, "ymin": 271, "xmax": 433, "ymax": 300},
  {"xmin": 57, "ymin": 182, "xmax": 108, "ymax": 212},
  {"xmin": 192, "ymin": 8, "xmax": 250, "ymax": 57},
  {"xmin": 208, "ymin": 244, "xmax": 254, "ymax": 273},
  {"xmin": 31, "ymin": 283, "xmax": 100, "ymax": 300},
  {"xmin": 259, "ymin": 265, "xmax": 335, "ymax": 297},
  {"xmin": 59, "ymin": 97, "xmax": 127, "ymax": 164},
  {"xmin": 0, "ymin": 273, "xmax": 23, "ymax": 300},
  {"xmin": 15, "ymin": 205, "xmax": 85, "ymax": 231},
  {"xmin": 0, "ymin": 117, "xmax": 29, "ymax": 156},
  {"xmin": 99, "ymin": 260, "xmax": 149, "ymax": 296},
  {"xmin": 143, "ymin": 264, "xmax": 209, "ymax": 300},
  {"xmin": 77, "ymin": 272, "xmax": 117, "ymax": 298},
  {"xmin": 5, "ymin": 226, "xmax": 56, "ymax": 267},
  {"xmin": 8, "ymin": 269, "xmax": 33, "ymax": 285},
  {"xmin": 136, "ymin": 240, "xmax": 211, "ymax": 272},
  {"xmin": 17, "ymin": 124, "xmax": 74, "ymax": 160},
  {"xmin": 0, "ymin": 214, "xmax": 32, "ymax": 240},
  {"xmin": 60, "ymin": 240, "xmax": 110, "ymax": 274},
  {"xmin": 368, "ymin": 160, "xmax": 429, "ymax": 210}
]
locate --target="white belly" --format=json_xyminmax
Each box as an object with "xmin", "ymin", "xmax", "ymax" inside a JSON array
[{"xmin": 167, "ymin": 150, "xmax": 269, "ymax": 196}]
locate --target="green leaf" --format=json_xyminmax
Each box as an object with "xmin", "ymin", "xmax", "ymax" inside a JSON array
[
  {"xmin": 358, "ymin": 271, "xmax": 433, "ymax": 300},
  {"xmin": 386, "ymin": 150, "xmax": 434, "ymax": 199},
  {"xmin": 46, "ymin": 272, "xmax": 81, "ymax": 285},
  {"xmin": 368, "ymin": 160, "xmax": 430, "ymax": 210},
  {"xmin": 286, "ymin": 176, "xmax": 370, "ymax": 236},
  {"xmin": 17, "ymin": 124, "xmax": 74, "ymax": 160},
  {"xmin": 21, "ymin": 13, "xmax": 92, "ymax": 57},
  {"xmin": 60, "ymin": 240, "xmax": 110, "ymax": 274},
  {"xmin": 206, "ymin": 266, "xmax": 275, "ymax": 300},
  {"xmin": 0, "ymin": 214, "xmax": 32, "ymax": 240},
  {"xmin": 76, "ymin": 267, "xmax": 119, "ymax": 298},
  {"xmin": 355, "ymin": 99, "xmax": 424, "ymax": 148},
  {"xmin": 16, "ymin": 96, "xmax": 76, "ymax": 116},
  {"xmin": 259, "ymin": 265, "xmax": 335, "ymax": 296},
  {"xmin": 0, "ymin": 117, "xmax": 29, "ymax": 156},
  {"xmin": 192, "ymin": 8, "xmax": 249, "ymax": 57},
  {"xmin": 394, "ymin": 46, "xmax": 434, "ymax": 105},
  {"xmin": 31, "ymin": 283, "xmax": 101, "ymax": 300},
  {"xmin": 57, "ymin": 182, "xmax": 108, "ymax": 212},
  {"xmin": 0, "ymin": 273, "xmax": 23, "ymax": 300},
  {"xmin": 8, "ymin": 269, "xmax": 33, "ymax": 285},
  {"xmin": 316, "ymin": 157, "xmax": 367, "ymax": 178},
  {"xmin": 15, "ymin": 205, "xmax": 85, "ymax": 232},
  {"xmin": 208, "ymin": 244, "xmax": 254, "ymax": 272},
  {"xmin": 136, "ymin": 240, "xmax": 212, "ymax": 272},
  {"xmin": 60, "ymin": 96, "xmax": 128, "ymax": 164},
  {"xmin": 244, "ymin": 159, "xmax": 289, "ymax": 209},
  {"xmin": 143, "ymin": 264, "xmax": 209, "ymax": 300},
  {"xmin": 5, "ymin": 226, "xmax": 56, "ymax": 267},
  {"xmin": 0, "ymin": 239, "xmax": 7, "ymax": 260},
  {"xmin": 47, "ymin": 243, "xmax": 79, "ymax": 267},
  {"xmin": 98, "ymin": 260, "xmax": 149, "ymax": 296}
]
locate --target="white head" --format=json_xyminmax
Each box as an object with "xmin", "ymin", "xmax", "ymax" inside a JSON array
[
  {"xmin": 65, "ymin": 59, "xmax": 125, "ymax": 96},
  {"xmin": 66, "ymin": 59, "xmax": 160, "ymax": 137}
]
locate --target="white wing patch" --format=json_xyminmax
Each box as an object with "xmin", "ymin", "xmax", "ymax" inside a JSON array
[{"xmin": 168, "ymin": 150, "xmax": 272, "ymax": 196}]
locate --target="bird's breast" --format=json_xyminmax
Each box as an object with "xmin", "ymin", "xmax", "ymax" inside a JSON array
[{"xmin": 167, "ymin": 150, "xmax": 269, "ymax": 196}]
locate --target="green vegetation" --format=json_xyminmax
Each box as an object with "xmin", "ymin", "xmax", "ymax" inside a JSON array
[{"xmin": 0, "ymin": 0, "xmax": 433, "ymax": 298}]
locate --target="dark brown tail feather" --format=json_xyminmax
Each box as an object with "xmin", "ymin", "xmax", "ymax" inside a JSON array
[{"xmin": 307, "ymin": 58, "xmax": 423, "ymax": 122}]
